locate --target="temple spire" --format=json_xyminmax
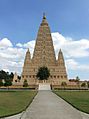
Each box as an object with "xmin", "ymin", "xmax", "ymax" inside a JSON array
[
  {"xmin": 40, "ymin": 13, "xmax": 48, "ymax": 26},
  {"xmin": 24, "ymin": 48, "xmax": 31, "ymax": 65},
  {"xmin": 32, "ymin": 14, "xmax": 56, "ymax": 66},
  {"xmin": 21, "ymin": 48, "xmax": 31, "ymax": 78},
  {"xmin": 58, "ymin": 49, "xmax": 65, "ymax": 65},
  {"xmin": 27, "ymin": 48, "xmax": 29, "ymax": 53}
]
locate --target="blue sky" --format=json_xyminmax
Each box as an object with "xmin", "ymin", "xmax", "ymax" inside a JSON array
[
  {"xmin": 0, "ymin": 0, "xmax": 89, "ymax": 42},
  {"xmin": 0, "ymin": 0, "xmax": 89, "ymax": 80}
]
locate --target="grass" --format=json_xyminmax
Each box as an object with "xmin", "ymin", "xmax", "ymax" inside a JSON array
[
  {"xmin": 0, "ymin": 91, "xmax": 37, "ymax": 117},
  {"xmin": 53, "ymin": 90, "xmax": 89, "ymax": 114}
]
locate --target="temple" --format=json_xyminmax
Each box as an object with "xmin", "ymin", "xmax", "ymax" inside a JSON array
[{"xmin": 21, "ymin": 14, "xmax": 68, "ymax": 85}]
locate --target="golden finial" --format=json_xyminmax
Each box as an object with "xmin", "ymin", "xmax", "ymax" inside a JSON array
[
  {"xmin": 43, "ymin": 12, "xmax": 46, "ymax": 19},
  {"xmin": 60, "ymin": 49, "xmax": 62, "ymax": 52},
  {"xmin": 27, "ymin": 48, "xmax": 29, "ymax": 52}
]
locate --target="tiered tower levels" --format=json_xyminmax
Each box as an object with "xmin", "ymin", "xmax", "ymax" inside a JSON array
[{"xmin": 22, "ymin": 14, "xmax": 68, "ymax": 85}]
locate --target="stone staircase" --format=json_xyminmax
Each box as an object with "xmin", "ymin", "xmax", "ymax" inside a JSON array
[{"xmin": 38, "ymin": 83, "xmax": 51, "ymax": 90}]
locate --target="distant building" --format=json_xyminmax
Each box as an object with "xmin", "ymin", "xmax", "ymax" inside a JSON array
[{"xmin": 13, "ymin": 72, "xmax": 23, "ymax": 86}]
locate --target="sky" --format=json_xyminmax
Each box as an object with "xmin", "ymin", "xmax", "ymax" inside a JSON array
[{"xmin": 0, "ymin": 0, "xmax": 89, "ymax": 80}]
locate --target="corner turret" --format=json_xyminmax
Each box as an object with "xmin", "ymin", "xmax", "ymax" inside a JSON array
[
  {"xmin": 24, "ymin": 48, "xmax": 31, "ymax": 65},
  {"xmin": 58, "ymin": 49, "xmax": 65, "ymax": 66}
]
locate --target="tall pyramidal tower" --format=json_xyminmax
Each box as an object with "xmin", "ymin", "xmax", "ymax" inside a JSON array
[
  {"xmin": 21, "ymin": 14, "xmax": 68, "ymax": 85},
  {"xmin": 32, "ymin": 14, "xmax": 56, "ymax": 66}
]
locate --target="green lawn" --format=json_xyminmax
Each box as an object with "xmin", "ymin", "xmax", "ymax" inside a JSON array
[
  {"xmin": 0, "ymin": 91, "xmax": 37, "ymax": 117},
  {"xmin": 54, "ymin": 91, "xmax": 89, "ymax": 114}
]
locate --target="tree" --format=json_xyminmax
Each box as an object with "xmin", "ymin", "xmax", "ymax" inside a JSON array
[
  {"xmin": 4, "ymin": 79, "xmax": 12, "ymax": 89},
  {"xmin": 0, "ymin": 70, "xmax": 14, "ymax": 80},
  {"xmin": 0, "ymin": 70, "xmax": 13, "ymax": 89},
  {"xmin": 61, "ymin": 82, "xmax": 67, "ymax": 89},
  {"xmin": 0, "ymin": 70, "xmax": 7, "ymax": 80},
  {"xmin": 76, "ymin": 76, "xmax": 80, "ymax": 88},
  {"xmin": 36, "ymin": 67, "xmax": 50, "ymax": 82},
  {"xmin": 0, "ymin": 80, "xmax": 3, "ymax": 87},
  {"xmin": 87, "ymin": 82, "xmax": 89, "ymax": 88},
  {"xmin": 18, "ymin": 76, "xmax": 21, "ymax": 81},
  {"xmin": 9, "ymin": 72, "xmax": 14, "ymax": 81},
  {"xmin": 23, "ymin": 80, "xmax": 28, "ymax": 87},
  {"xmin": 81, "ymin": 82, "xmax": 86, "ymax": 88}
]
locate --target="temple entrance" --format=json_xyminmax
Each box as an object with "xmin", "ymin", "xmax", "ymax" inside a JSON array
[
  {"xmin": 39, "ymin": 80, "xmax": 48, "ymax": 83},
  {"xmin": 38, "ymin": 79, "xmax": 51, "ymax": 84},
  {"xmin": 38, "ymin": 83, "xmax": 51, "ymax": 90},
  {"xmin": 38, "ymin": 79, "xmax": 51, "ymax": 90}
]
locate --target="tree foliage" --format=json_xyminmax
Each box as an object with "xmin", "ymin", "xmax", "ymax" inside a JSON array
[
  {"xmin": 4, "ymin": 79, "xmax": 12, "ymax": 87},
  {"xmin": 18, "ymin": 76, "xmax": 21, "ymax": 80},
  {"xmin": 9, "ymin": 72, "xmax": 14, "ymax": 81},
  {"xmin": 36, "ymin": 67, "xmax": 50, "ymax": 80},
  {"xmin": 76, "ymin": 76, "xmax": 80, "ymax": 88},
  {"xmin": 87, "ymin": 82, "xmax": 89, "ymax": 88},
  {"xmin": 81, "ymin": 82, "xmax": 86, "ymax": 87},
  {"xmin": 0, "ymin": 80, "xmax": 3, "ymax": 87},
  {"xmin": 76, "ymin": 76, "xmax": 80, "ymax": 82},
  {"xmin": 0, "ymin": 70, "xmax": 14, "ymax": 80},
  {"xmin": 23, "ymin": 80, "xmax": 28, "ymax": 87},
  {"xmin": 0, "ymin": 70, "xmax": 7, "ymax": 80},
  {"xmin": 0, "ymin": 70, "xmax": 13, "ymax": 87},
  {"xmin": 61, "ymin": 82, "xmax": 67, "ymax": 87}
]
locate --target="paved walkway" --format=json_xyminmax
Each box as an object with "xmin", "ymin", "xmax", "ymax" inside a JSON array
[
  {"xmin": 21, "ymin": 91, "xmax": 89, "ymax": 119},
  {"xmin": 4, "ymin": 91, "xmax": 89, "ymax": 119}
]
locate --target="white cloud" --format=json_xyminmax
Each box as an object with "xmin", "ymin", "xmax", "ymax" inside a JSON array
[
  {"xmin": 3, "ymin": 68, "xmax": 10, "ymax": 73},
  {"xmin": 0, "ymin": 39, "xmax": 26, "ymax": 74},
  {"xmin": 65, "ymin": 59, "xmax": 89, "ymax": 71},
  {"xmin": 16, "ymin": 43, "xmax": 22, "ymax": 47},
  {"xmin": 16, "ymin": 40, "xmax": 35, "ymax": 57},
  {"xmin": 65, "ymin": 59, "xmax": 78, "ymax": 70},
  {"xmin": 0, "ymin": 38, "xmax": 13, "ymax": 49},
  {"xmin": 16, "ymin": 32, "xmax": 89, "ymax": 59},
  {"xmin": 52, "ymin": 32, "xmax": 89, "ymax": 58}
]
